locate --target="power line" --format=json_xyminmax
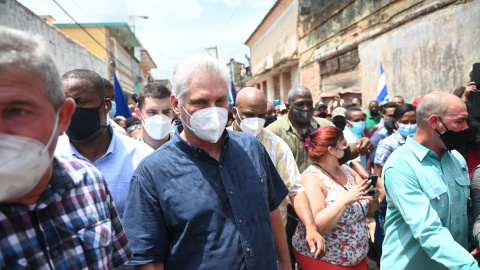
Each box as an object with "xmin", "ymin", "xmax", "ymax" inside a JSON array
[{"xmin": 52, "ymin": 0, "xmax": 134, "ymax": 74}]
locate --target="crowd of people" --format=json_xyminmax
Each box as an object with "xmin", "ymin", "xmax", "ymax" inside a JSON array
[{"xmin": 2, "ymin": 25, "xmax": 480, "ymax": 270}]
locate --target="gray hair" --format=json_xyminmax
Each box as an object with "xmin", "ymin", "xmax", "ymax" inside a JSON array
[
  {"xmin": 172, "ymin": 54, "xmax": 231, "ymax": 105},
  {"xmin": 0, "ymin": 26, "xmax": 64, "ymax": 111},
  {"xmin": 287, "ymin": 86, "xmax": 311, "ymax": 105},
  {"xmin": 416, "ymin": 91, "xmax": 450, "ymax": 126}
]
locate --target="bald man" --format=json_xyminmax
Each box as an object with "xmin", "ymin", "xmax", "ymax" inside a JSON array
[
  {"xmin": 381, "ymin": 91, "xmax": 478, "ymax": 269},
  {"xmin": 229, "ymin": 87, "xmax": 326, "ymax": 263}
]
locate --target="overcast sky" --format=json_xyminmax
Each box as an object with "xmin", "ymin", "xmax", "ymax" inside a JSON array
[{"xmin": 17, "ymin": 0, "xmax": 276, "ymax": 81}]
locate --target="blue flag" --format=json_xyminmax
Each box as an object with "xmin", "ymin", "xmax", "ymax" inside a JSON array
[
  {"xmin": 113, "ymin": 73, "xmax": 132, "ymax": 118},
  {"xmin": 228, "ymin": 80, "xmax": 236, "ymax": 108},
  {"xmin": 376, "ymin": 62, "xmax": 389, "ymax": 103}
]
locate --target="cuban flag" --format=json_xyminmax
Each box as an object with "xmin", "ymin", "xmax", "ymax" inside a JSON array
[
  {"xmin": 376, "ymin": 62, "xmax": 389, "ymax": 103},
  {"xmin": 228, "ymin": 80, "xmax": 236, "ymax": 108}
]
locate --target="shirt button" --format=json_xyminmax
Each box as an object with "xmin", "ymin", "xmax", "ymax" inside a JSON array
[
  {"xmin": 197, "ymin": 149, "xmax": 202, "ymax": 153},
  {"xmin": 246, "ymin": 247, "xmax": 251, "ymax": 253},
  {"xmin": 195, "ymin": 154, "xmax": 199, "ymax": 158},
  {"xmin": 219, "ymin": 165, "xmax": 223, "ymax": 169},
  {"xmin": 238, "ymin": 219, "xmax": 243, "ymax": 224},
  {"xmin": 230, "ymin": 191, "xmax": 234, "ymax": 195},
  {"xmin": 260, "ymin": 179, "xmax": 264, "ymax": 183},
  {"xmin": 52, "ymin": 250, "xmax": 59, "ymax": 257}
]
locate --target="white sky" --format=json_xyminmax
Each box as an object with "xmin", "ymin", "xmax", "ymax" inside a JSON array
[{"xmin": 17, "ymin": 0, "xmax": 276, "ymax": 81}]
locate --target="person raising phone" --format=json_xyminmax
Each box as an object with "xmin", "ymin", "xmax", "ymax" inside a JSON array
[{"xmin": 292, "ymin": 126, "xmax": 379, "ymax": 270}]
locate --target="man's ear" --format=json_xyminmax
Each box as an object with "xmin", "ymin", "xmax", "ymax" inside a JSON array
[
  {"xmin": 104, "ymin": 98, "xmax": 112, "ymax": 114},
  {"xmin": 57, "ymin": 98, "xmax": 76, "ymax": 135},
  {"xmin": 134, "ymin": 107, "xmax": 142, "ymax": 119},
  {"xmin": 346, "ymin": 120, "xmax": 353, "ymax": 128},
  {"xmin": 232, "ymin": 107, "xmax": 239, "ymax": 121},
  {"xmin": 170, "ymin": 94, "xmax": 181, "ymax": 115},
  {"xmin": 428, "ymin": 114, "xmax": 441, "ymax": 130}
]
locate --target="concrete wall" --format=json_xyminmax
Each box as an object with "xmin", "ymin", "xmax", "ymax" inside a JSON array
[
  {"xmin": 359, "ymin": 0, "xmax": 480, "ymax": 103},
  {"xmin": 0, "ymin": 0, "xmax": 107, "ymax": 78}
]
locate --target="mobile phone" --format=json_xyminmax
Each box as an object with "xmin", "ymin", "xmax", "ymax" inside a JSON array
[
  {"xmin": 366, "ymin": 174, "xmax": 378, "ymax": 196},
  {"xmin": 471, "ymin": 63, "xmax": 480, "ymax": 88}
]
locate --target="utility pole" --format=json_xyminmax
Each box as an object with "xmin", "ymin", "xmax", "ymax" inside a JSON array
[{"xmin": 205, "ymin": 46, "xmax": 218, "ymax": 59}]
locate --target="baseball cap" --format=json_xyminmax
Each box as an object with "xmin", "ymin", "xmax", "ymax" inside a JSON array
[
  {"xmin": 332, "ymin": 107, "xmax": 346, "ymax": 119},
  {"xmin": 314, "ymin": 102, "xmax": 327, "ymax": 110}
]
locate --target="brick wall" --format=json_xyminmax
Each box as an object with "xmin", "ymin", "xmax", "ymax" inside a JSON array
[{"xmin": 301, "ymin": 61, "xmax": 321, "ymax": 102}]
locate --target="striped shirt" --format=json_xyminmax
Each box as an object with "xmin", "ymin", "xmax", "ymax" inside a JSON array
[{"xmin": 0, "ymin": 156, "xmax": 132, "ymax": 269}]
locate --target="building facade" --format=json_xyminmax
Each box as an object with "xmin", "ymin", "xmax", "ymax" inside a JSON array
[
  {"xmin": 245, "ymin": 0, "xmax": 300, "ymax": 105},
  {"xmin": 247, "ymin": 0, "xmax": 480, "ymax": 106}
]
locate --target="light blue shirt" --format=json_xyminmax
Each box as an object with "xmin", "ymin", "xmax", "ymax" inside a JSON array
[
  {"xmin": 55, "ymin": 125, "xmax": 154, "ymax": 219},
  {"xmin": 381, "ymin": 136, "xmax": 477, "ymax": 270},
  {"xmin": 343, "ymin": 126, "xmax": 367, "ymax": 170}
]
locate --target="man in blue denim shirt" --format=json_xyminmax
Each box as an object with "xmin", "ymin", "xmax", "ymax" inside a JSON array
[
  {"xmin": 381, "ymin": 91, "xmax": 480, "ymax": 269},
  {"xmin": 122, "ymin": 54, "xmax": 289, "ymax": 269}
]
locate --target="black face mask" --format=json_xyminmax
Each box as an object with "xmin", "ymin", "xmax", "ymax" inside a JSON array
[
  {"xmin": 384, "ymin": 117, "xmax": 395, "ymax": 131},
  {"xmin": 337, "ymin": 146, "xmax": 351, "ymax": 165},
  {"xmin": 333, "ymin": 121, "xmax": 346, "ymax": 130},
  {"xmin": 435, "ymin": 118, "xmax": 473, "ymax": 150},
  {"xmin": 370, "ymin": 109, "xmax": 379, "ymax": 117},
  {"xmin": 66, "ymin": 101, "xmax": 106, "ymax": 142},
  {"xmin": 291, "ymin": 108, "xmax": 314, "ymax": 124},
  {"xmin": 264, "ymin": 115, "xmax": 277, "ymax": 127},
  {"xmin": 317, "ymin": 112, "xmax": 327, "ymax": 118}
]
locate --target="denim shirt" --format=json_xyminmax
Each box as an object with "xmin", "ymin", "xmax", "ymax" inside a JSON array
[
  {"xmin": 381, "ymin": 136, "xmax": 477, "ymax": 270},
  {"xmin": 122, "ymin": 127, "xmax": 288, "ymax": 269}
]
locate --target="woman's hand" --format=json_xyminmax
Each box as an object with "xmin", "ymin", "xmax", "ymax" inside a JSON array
[{"xmin": 340, "ymin": 179, "xmax": 372, "ymax": 205}]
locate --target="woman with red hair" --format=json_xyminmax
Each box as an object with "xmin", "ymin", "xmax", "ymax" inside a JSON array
[{"xmin": 292, "ymin": 126, "xmax": 376, "ymax": 270}]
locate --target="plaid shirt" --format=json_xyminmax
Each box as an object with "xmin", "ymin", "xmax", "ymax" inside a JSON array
[
  {"xmin": 374, "ymin": 131, "xmax": 406, "ymax": 166},
  {"xmin": 0, "ymin": 156, "xmax": 132, "ymax": 269}
]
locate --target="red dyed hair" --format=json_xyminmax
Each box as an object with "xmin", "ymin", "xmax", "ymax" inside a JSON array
[{"xmin": 307, "ymin": 126, "xmax": 344, "ymax": 161}]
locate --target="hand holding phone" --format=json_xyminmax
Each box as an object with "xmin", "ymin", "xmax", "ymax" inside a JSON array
[{"xmin": 366, "ymin": 174, "xmax": 378, "ymax": 196}]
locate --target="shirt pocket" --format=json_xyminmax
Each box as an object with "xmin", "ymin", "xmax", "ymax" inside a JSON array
[
  {"xmin": 247, "ymin": 173, "xmax": 267, "ymax": 188},
  {"xmin": 453, "ymin": 174, "xmax": 470, "ymax": 215},
  {"xmin": 77, "ymin": 219, "xmax": 113, "ymax": 269},
  {"xmin": 423, "ymin": 181, "xmax": 448, "ymax": 219}
]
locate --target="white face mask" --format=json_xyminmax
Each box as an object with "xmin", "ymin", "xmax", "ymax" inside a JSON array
[
  {"xmin": 181, "ymin": 105, "xmax": 228, "ymax": 143},
  {"xmin": 0, "ymin": 111, "xmax": 59, "ymax": 202},
  {"xmin": 236, "ymin": 110, "xmax": 265, "ymax": 137},
  {"xmin": 141, "ymin": 113, "xmax": 172, "ymax": 140}
]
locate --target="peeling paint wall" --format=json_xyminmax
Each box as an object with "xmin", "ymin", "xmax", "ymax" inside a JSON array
[
  {"xmin": 359, "ymin": 0, "xmax": 480, "ymax": 103},
  {"xmin": 0, "ymin": 0, "xmax": 107, "ymax": 78},
  {"xmin": 249, "ymin": 0, "xmax": 298, "ymax": 75}
]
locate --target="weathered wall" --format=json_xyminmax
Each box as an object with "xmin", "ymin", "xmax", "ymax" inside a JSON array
[
  {"xmin": 359, "ymin": 0, "xmax": 480, "ymax": 103},
  {"xmin": 0, "ymin": 0, "xmax": 107, "ymax": 78},
  {"xmin": 249, "ymin": 0, "xmax": 298, "ymax": 76}
]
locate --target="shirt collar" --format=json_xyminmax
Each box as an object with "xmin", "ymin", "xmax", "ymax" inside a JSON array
[
  {"xmin": 394, "ymin": 130, "xmax": 407, "ymax": 144},
  {"xmin": 405, "ymin": 135, "xmax": 444, "ymax": 161},
  {"xmin": 69, "ymin": 125, "xmax": 116, "ymax": 160},
  {"xmin": 172, "ymin": 124, "xmax": 230, "ymax": 157}
]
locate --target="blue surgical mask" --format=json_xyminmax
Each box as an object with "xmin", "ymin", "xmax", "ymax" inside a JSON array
[
  {"xmin": 109, "ymin": 101, "xmax": 117, "ymax": 118},
  {"xmin": 350, "ymin": 121, "xmax": 365, "ymax": 134},
  {"xmin": 397, "ymin": 123, "xmax": 417, "ymax": 137}
]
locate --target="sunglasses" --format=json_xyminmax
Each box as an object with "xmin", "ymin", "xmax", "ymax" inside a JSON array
[{"xmin": 127, "ymin": 124, "xmax": 142, "ymax": 132}]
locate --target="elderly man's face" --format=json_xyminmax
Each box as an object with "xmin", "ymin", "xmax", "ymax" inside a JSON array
[
  {"xmin": 172, "ymin": 73, "xmax": 228, "ymax": 130},
  {"xmin": 0, "ymin": 69, "xmax": 69, "ymax": 154}
]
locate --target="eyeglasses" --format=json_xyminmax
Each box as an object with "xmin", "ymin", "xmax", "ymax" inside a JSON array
[{"xmin": 127, "ymin": 124, "xmax": 141, "ymax": 132}]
